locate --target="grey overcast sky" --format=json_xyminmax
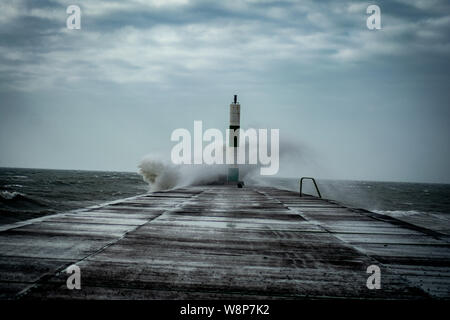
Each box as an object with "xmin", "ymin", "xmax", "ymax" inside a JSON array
[{"xmin": 0, "ymin": 0, "xmax": 449, "ymax": 183}]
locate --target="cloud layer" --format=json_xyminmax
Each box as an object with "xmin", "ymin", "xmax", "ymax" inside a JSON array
[{"xmin": 1, "ymin": 0, "xmax": 449, "ymax": 90}]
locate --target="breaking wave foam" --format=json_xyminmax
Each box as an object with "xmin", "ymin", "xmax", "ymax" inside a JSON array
[
  {"xmin": 0, "ymin": 190, "xmax": 23, "ymax": 200},
  {"xmin": 374, "ymin": 210, "xmax": 423, "ymax": 217},
  {"xmin": 137, "ymin": 136, "xmax": 313, "ymax": 191},
  {"xmin": 137, "ymin": 156, "xmax": 260, "ymax": 191},
  {"xmin": 0, "ymin": 190, "xmax": 45, "ymax": 207}
]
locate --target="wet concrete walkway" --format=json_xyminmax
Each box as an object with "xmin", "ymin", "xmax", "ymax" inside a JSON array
[{"xmin": 0, "ymin": 185, "xmax": 449, "ymax": 299}]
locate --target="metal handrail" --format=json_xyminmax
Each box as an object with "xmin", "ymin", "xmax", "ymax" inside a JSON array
[{"xmin": 299, "ymin": 177, "xmax": 322, "ymax": 198}]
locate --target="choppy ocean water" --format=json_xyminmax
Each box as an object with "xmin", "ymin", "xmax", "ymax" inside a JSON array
[
  {"xmin": 1, "ymin": 167, "xmax": 449, "ymax": 226},
  {"xmin": 259, "ymin": 177, "xmax": 450, "ymax": 218},
  {"xmin": 0, "ymin": 168, "xmax": 148, "ymax": 225}
]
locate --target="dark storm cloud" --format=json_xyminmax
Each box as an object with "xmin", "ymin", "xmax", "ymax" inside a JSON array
[{"xmin": 1, "ymin": 0, "xmax": 449, "ymax": 89}]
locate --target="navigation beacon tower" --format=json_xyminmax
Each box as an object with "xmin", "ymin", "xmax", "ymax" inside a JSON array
[{"xmin": 228, "ymin": 94, "xmax": 240, "ymax": 183}]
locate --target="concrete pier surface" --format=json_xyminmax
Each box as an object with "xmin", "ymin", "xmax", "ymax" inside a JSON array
[{"xmin": 0, "ymin": 185, "xmax": 449, "ymax": 299}]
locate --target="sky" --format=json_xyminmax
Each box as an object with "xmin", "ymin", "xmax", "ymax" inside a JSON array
[{"xmin": 0, "ymin": 0, "xmax": 449, "ymax": 183}]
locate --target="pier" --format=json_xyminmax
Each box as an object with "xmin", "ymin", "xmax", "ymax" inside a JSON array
[{"xmin": 0, "ymin": 185, "xmax": 449, "ymax": 299}]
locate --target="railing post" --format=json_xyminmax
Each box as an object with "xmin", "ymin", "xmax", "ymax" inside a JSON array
[
  {"xmin": 299, "ymin": 177, "xmax": 322, "ymax": 198},
  {"xmin": 300, "ymin": 177, "xmax": 304, "ymax": 196}
]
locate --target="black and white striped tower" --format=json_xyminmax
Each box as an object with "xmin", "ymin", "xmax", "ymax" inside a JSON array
[{"xmin": 228, "ymin": 94, "xmax": 240, "ymax": 183}]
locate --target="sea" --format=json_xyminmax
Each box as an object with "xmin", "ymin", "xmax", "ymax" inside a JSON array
[
  {"xmin": 0, "ymin": 168, "xmax": 148, "ymax": 225},
  {"xmin": 1, "ymin": 167, "xmax": 450, "ymax": 226}
]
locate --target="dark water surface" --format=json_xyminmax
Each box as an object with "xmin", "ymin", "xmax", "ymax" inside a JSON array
[
  {"xmin": 1, "ymin": 167, "xmax": 450, "ymax": 225},
  {"xmin": 0, "ymin": 168, "xmax": 148, "ymax": 225}
]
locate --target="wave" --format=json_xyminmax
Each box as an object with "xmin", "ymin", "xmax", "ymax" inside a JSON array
[
  {"xmin": 4, "ymin": 184, "xmax": 24, "ymax": 188},
  {"xmin": 374, "ymin": 210, "xmax": 423, "ymax": 217},
  {"xmin": 137, "ymin": 156, "xmax": 260, "ymax": 192},
  {"xmin": 0, "ymin": 190, "xmax": 46, "ymax": 207},
  {"xmin": 137, "ymin": 136, "xmax": 312, "ymax": 191},
  {"xmin": 11, "ymin": 175, "xmax": 30, "ymax": 180},
  {"xmin": 138, "ymin": 157, "xmax": 181, "ymax": 191},
  {"xmin": 137, "ymin": 157, "xmax": 238, "ymax": 192},
  {"xmin": 0, "ymin": 190, "xmax": 24, "ymax": 200}
]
